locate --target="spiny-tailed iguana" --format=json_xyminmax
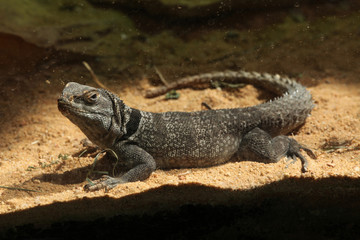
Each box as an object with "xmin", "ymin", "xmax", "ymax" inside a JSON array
[{"xmin": 58, "ymin": 70, "xmax": 316, "ymax": 191}]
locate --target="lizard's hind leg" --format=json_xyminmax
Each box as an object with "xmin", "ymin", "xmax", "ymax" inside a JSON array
[{"xmin": 237, "ymin": 127, "xmax": 315, "ymax": 172}]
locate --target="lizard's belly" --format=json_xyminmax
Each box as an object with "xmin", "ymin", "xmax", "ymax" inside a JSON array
[
  {"xmin": 154, "ymin": 154, "xmax": 234, "ymax": 169},
  {"xmin": 141, "ymin": 135, "xmax": 240, "ymax": 169}
]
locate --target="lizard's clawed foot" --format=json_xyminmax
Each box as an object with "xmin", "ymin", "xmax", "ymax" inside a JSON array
[
  {"xmin": 286, "ymin": 139, "xmax": 317, "ymax": 173},
  {"xmin": 84, "ymin": 175, "xmax": 124, "ymax": 192}
]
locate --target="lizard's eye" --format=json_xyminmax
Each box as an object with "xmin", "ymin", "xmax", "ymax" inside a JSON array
[{"xmin": 85, "ymin": 91, "xmax": 99, "ymax": 103}]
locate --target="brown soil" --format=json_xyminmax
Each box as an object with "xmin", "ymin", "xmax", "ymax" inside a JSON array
[{"xmin": 1, "ymin": 65, "xmax": 359, "ymax": 232}]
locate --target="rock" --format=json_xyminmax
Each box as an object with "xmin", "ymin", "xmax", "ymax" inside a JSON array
[{"xmin": 0, "ymin": 0, "xmax": 138, "ymax": 55}]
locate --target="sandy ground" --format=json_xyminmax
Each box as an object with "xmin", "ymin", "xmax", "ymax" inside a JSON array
[{"xmin": 0, "ymin": 65, "xmax": 359, "ymax": 231}]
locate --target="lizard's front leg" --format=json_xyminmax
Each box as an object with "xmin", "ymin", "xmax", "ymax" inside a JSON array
[
  {"xmin": 84, "ymin": 144, "xmax": 156, "ymax": 191},
  {"xmin": 238, "ymin": 127, "xmax": 316, "ymax": 172}
]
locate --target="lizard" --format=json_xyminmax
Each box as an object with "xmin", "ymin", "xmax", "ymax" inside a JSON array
[{"xmin": 57, "ymin": 70, "xmax": 316, "ymax": 191}]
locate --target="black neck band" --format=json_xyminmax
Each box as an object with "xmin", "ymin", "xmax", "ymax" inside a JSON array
[{"xmin": 120, "ymin": 109, "xmax": 141, "ymax": 140}]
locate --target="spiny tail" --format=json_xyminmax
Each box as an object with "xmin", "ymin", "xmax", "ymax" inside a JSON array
[{"xmin": 145, "ymin": 70, "xmax": 301, "ymax": 98}]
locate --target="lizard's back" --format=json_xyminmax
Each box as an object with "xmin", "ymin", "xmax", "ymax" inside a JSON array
[
  {"xmin": 133, "ymin": 109, "xmax": 243, "ymax": 168},
  {"xmin": 132, "ymin": 74, "xmax": 313, "ymax": 168}
]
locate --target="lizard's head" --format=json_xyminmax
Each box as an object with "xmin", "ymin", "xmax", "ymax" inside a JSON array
[{"xmin": 58, "ymin": 82, "xmax": 122, "ymax": 147}]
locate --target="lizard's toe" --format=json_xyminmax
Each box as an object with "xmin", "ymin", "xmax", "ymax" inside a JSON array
[
  {"xmin": 300, "ymin": 145, "xmax": 317, "ymax": 159},
  {"xmin": 84, "ymin": 175, "xmax": 126, "ymax": 192},
  {"xmin": 286, "ymin": 139, "xmax": 316, "ymax": 173},
  {"xmin": 84, "ymin": 175, "xmax": 115, "ymax": 192},
  {"xmin": 285, "ymin": 154, "xmax": 297, "ymax": 165}
]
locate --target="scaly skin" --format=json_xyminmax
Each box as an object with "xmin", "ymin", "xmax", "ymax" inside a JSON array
[{"xmin": 58, "ymin": 70, "xmax": 316, "ymax": 191}]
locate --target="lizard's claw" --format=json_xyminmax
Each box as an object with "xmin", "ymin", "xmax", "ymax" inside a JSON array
[
  {"xmin": 84, "ymin": 175, "xmax": 122, "ymax": 192},
  {"xmin": 286, "ymin": 139, "xmax": 316, "ymax": 173}
]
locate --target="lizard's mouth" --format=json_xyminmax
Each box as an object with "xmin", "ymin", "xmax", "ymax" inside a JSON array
[{"xmin": 58, "ymin": 98, "xmax": 77, "ymax": 116}]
